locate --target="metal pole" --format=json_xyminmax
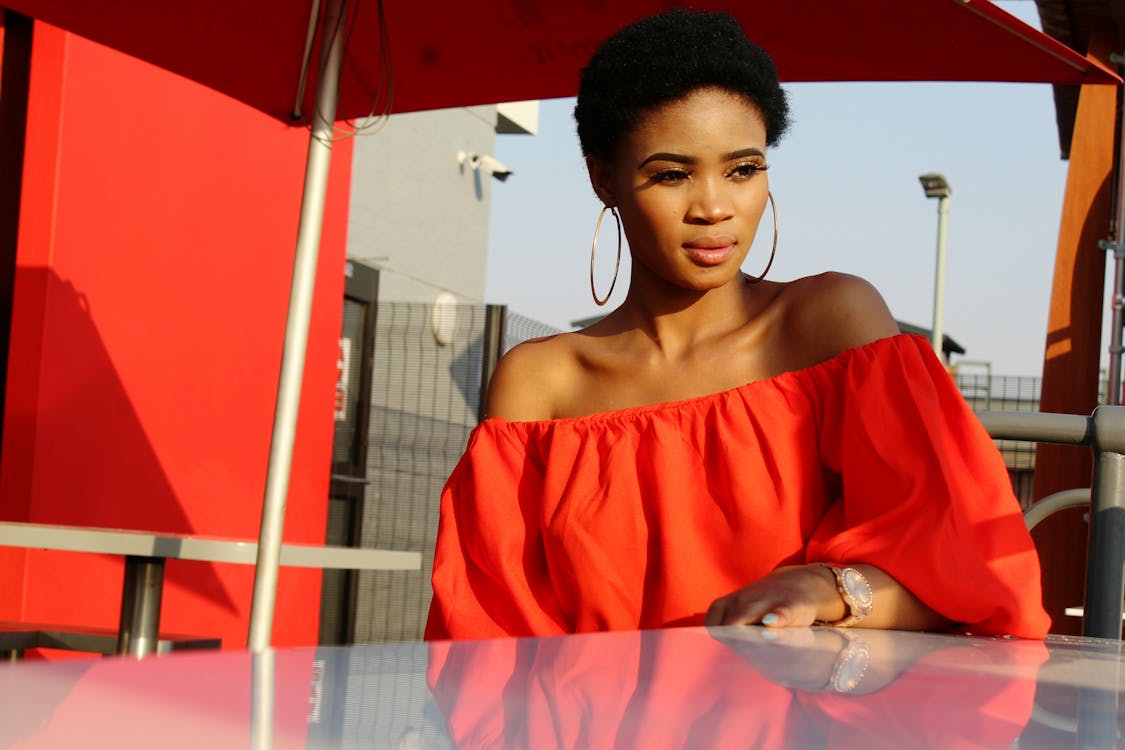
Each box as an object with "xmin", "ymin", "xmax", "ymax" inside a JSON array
[
  {"xmin": 1083, "ymin": 405, "xmax": 1125, "ymax": 639},
  {"xmin": 248, "ymin": 0, "xmax": 348, "ymax": 652},
  {"xmin": 477, "ymin": 304, "xmax": 506, "ymax": 423},
  {"xmin": 1100, "ymin": 83, "xmax": 1125, "ymax": 406},
  {"xmin": 931, "ymin": 194, "xmax": 950, "ymax": 357},
  {"xmin": 976, "ymin": 410, "xmax": 1092, "ymax": 445},
  {"xmin": 1105, "ymin": 252, "xmax": 1124, "ymax": 405},
  {"xmin": 250, "ymin": 648, "xmax": 275, "ymax": 750}
]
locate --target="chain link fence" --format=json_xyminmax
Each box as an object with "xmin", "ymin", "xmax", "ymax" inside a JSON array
[{"xmin": 352, "ymin": 303, "xmax": 560, "ymax": 644}]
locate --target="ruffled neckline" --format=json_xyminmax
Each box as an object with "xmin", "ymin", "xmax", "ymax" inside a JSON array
[{"xmin": 483, "ymin": 333, "xmax": 922, "ymax": 429}]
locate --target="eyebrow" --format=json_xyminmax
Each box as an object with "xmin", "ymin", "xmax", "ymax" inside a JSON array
[{"xmin": 637, "ymin": 148, "xmax": 766, "ymax": 168}]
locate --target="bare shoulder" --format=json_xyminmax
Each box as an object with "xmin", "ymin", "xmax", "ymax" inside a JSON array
[
  {"xmin": 778, "ymin": 271, "xmax": 901, "ymax": 360},
  {"xmin": 483, "ymin": 332, "xmax": 581, "ymax": 421}
]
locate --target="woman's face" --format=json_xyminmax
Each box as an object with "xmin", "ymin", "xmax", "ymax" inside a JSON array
[{"xmin": 589, "ymin": 87, "xmax": 770, "ymax": 293}]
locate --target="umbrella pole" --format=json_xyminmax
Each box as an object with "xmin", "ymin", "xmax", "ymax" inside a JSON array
[{"xmin": 248, "ymin": 0, "xmax": 348, "ymax": 652}]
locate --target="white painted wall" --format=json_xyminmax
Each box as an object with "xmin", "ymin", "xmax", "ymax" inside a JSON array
[{"xmin": 347, "ymin": 105, "xmax": 502, "ymax": 306}]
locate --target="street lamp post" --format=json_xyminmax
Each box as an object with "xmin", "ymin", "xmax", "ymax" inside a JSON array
[{"xmin": 919, "ymin": 173, "xmax": 952, "ymax": 359}]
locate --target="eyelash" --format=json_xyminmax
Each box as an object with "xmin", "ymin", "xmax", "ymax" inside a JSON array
[
  {"xmin": 730, "ymin": 162, "xmax": 769, "ymax": 179},
  {"xmin": 651, "ymin": 163, "xmax": 769, "ymax": 183}
]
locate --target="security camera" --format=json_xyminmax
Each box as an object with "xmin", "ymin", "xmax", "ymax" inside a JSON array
[
  {"xmin": 456, "ymin": 150, "xmax": 513, "ymax": 182},
  {"xmin": 456, "ymin": 150, "xmax": 480, "ymax": 170},
  {"xmin": 478, "ymin": 154, "xmax": 513, "ymax": 182}
]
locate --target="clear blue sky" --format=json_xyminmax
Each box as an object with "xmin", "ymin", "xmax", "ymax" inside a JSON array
[{"xmin": 484, "ymin": 2, "xmax": 1098, "ymax": 377}]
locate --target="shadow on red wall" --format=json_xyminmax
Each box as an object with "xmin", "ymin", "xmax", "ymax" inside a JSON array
[{"xmin": 1, "ymin": 266, "xmax": 239, "ymax": 614}]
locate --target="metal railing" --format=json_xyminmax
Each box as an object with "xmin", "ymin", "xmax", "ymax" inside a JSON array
[{"xmin": 979, "ymin": 406, "xmax": 1125, "ymax": 639}]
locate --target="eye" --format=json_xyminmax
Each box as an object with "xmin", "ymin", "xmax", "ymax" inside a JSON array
[
  {"xmin": 728, "ymin": 162, "xmax": 769, "ymax": 180},
  {"xmin": 650, "ymin": 168, "xmax": 690, "ymax": 184}
]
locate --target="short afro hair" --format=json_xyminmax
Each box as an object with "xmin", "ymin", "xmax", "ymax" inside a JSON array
[{"xmin": 574, "ymin": 8, "xmax": 790, "ymax": 160}]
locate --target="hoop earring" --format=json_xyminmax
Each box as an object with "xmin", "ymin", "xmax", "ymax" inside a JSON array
[
  {"xmin": 589, "ymin": 205, "xmax": 622, "ymax": 306},
  {"xmin": 745, "ymin": 191, "xmax": 778, "ymax": 284}
]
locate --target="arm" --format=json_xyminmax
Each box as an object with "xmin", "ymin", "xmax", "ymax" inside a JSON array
[
  {"xmin": 704, "ymin": 563, "xmax": 953, "ymax": 631},
  {"xmin": 704, "ymin": 274, "xmax": 967, "ymax": 632}
]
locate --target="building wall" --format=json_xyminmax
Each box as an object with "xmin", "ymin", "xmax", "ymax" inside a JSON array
[
  {"xmin": 0, "ymin": 22, "xmax": 350, "ymax": 650},
  {"xmin": 346, "ymin": 106, "xmax": 499, "ymax": 304}
]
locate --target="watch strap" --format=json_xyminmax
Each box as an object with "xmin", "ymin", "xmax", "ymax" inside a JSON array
[{"xmin": 814, "ymin": 563, "xmax": 873, "ymax": 628}]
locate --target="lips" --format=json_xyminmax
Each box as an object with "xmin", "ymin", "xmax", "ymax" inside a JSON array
[{"xmin": 684, "ymin": 236, "xmax": 736, "ymax": 266}]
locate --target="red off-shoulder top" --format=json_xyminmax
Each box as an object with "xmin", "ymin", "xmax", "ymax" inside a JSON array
[{"xmin": 425, "ymin": 334, "xmax": 1049, "ymax": 640}]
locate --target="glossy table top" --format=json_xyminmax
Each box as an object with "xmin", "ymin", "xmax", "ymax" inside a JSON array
[{"xmin": 2, "ymin": 625, "xmax": 1122, "ymax": 748}]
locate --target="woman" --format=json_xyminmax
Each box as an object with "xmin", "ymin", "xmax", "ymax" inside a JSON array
[{"xmin": 425, "ymin": 8, "xmax": 1049, "ymax": 640}]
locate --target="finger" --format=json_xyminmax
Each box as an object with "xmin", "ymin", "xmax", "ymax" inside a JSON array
[
  {"xmin": 707, "ymin": 594, "xmax": 769, "ymax": 627},
  {"xmin": 759, "ymin": 606, "xmax": 808, "ymax": 628},
  {"xmin": 768, "ymin": 603, "xmax": 821, "ymax": 628},
  {"xmin": 718, "ymin": 597, "xmax": 778, "ymax": 627},
  {"xmin": 703, "ymin": 597, "xmax": 727, "ymax": 627}
]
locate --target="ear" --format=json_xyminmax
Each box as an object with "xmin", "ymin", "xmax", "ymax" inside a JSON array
[{"xmin": 585, "ymin": 156, "xmax": 617, "ymax": 207}]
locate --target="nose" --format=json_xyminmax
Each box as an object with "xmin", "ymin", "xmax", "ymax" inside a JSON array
[{"xmin": 685, "ymin": 176, "xmax": 734, "ymax": 224}]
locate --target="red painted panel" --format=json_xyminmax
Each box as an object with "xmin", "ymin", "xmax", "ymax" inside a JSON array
[
  {"xmin": 2, "ymin": 23, "xmax": 352, "ymax": 649},
  {"xmin": 0, "ymin": 0, "xmax": 1118, "ymax": 125}
]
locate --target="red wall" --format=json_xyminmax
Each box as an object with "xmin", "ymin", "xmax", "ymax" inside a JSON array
[{"xmin": 0, "ymin": 22, "xmax": 353, "ymax": 650}]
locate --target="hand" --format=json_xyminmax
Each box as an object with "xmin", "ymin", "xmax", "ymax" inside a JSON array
[
  {"xmin": 711, "ymin": 626, "xmax": 888, "ymax": 694},
  {"xmin": 704, "ymin": 564, "xmax": 844, "ymax": 628},
  {"xmin": 709, "ymin": 626, "xmax": 847, "ymax": 690}
]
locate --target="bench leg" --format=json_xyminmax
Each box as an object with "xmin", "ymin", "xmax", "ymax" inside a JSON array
[{"xmin": 117, "ymin": 555, "xmax": 165, "ymax": 657}]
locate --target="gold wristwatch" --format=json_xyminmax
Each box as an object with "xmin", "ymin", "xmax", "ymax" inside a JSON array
[{"xmin": 814, "ymin": 563, "xmax": 873, "ymax": 627}]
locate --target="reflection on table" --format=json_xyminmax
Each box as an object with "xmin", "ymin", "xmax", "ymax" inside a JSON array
[{"xmin": 2, "ymin": 625, "xmax": 1122, "ymax": 748}]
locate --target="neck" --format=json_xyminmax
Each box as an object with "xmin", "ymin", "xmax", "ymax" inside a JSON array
[{"xmin": 615, "ymin": 272, "xmax": 758, "ymax": 360}]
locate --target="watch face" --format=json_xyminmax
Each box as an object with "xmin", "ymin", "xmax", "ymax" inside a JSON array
[
  {"xmin": 841, "ymin": 568, "xmax": 873, "ymax": 609},
  {"xmin": 832, "ymin": 648, "xmax": 870, "ymax": 693}
]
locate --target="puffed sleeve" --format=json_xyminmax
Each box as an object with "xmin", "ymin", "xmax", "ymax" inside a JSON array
[
  {"xmin": 807, "ymin": 335, "xmax": 1050, "ymax": 638},
  {"xmin": 425, "ymin": 420, "xmax": 568, "ymax": 640}
]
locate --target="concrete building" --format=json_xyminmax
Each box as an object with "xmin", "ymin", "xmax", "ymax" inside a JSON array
[{"xmin": 348, "ymin": 102, "xmax": 537, "ymax": 305}]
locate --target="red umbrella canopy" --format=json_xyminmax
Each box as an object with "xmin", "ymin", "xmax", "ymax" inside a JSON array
[{"xmin": 2, "ymin": 0, "xmax": 1119, "ymax": 124}]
